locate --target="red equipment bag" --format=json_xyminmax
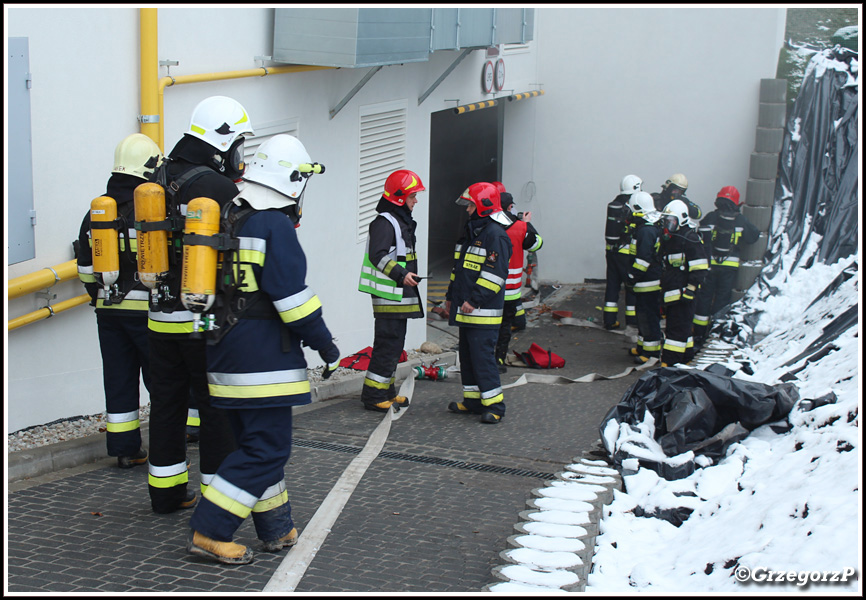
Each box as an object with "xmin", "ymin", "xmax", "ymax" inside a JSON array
[
  {"xmin": 514, "ymin": 343, "xmax": 566, "ymax": 369},
  {"xmin": 338, "ymin": 347, "xmax": 408, "ymax": 371}
]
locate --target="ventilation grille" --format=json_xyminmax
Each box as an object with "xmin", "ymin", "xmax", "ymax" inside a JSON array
[
  {"xmin": 357, "ymin": 100, "xmax": 408, "ymax": 241},
  {"xmin": 243, "ymin": 118, "xmax": 300, "ymax": 164},
  {"xmin": 293, "ymin": 438, "xmax": 556, "ymax": 480}
]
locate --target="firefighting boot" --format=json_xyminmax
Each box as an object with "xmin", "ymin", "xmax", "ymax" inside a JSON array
[
  {"xmin": 389, "ymin": 395, "xmax": 410, "ymax": 409},
  {"xmin": 117, "ymin": 447, "xmax": 148, "ymax": 469},
  {"xmin": 628, "ymin": 347, "xmax": 641, "ymax": 357},
  {"xmin": 363, "ymin": 399, "xmax": 395, "ymax": 412},
  {"xmin": 448, "ymin": 401, "xmax": 471, "ymax": 414},
  {"xmin": 188, "ymin": 530, "xmax": 253, "ymax": 565},
  {"xmin": 480, "ymin": 412, "xmax": 502, "ymax": 424},
  {"xmin": 261, "ymin": 527, "xmax": 298, "ymax": 552}
]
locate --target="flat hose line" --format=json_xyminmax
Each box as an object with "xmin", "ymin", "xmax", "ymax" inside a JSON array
[{"xmin": 264, "ymin": 376, "xmax": 415, "ymax": 592}]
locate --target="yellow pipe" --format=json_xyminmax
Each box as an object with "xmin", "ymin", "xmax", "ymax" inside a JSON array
[
  {"xmin": 139, "ymin": 8, "xmax": 160, "ymax": 148},
  {"xmin": 7, "ymin": 260, "xmax": 79, "ymax": 300},
  {"xmin": 156, "ymin": 64, "xmax": 334, "ymax": 149},
  {"xmin": 8, "ymin": 294, "xmax": 92, "ymax": 331}
]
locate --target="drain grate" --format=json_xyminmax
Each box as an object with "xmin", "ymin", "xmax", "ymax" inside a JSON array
[{"xmin": 293, "ymin": 438, "xmax": 555, "ymax": 480}]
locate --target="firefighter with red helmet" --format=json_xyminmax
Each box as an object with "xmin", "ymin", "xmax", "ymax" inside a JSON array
[
  {"xmin": 357, "ymin": 169, "xmax": 426, "ymax": 412},
  {"xmin": 693, "ymin": 185, "xmax": 759, "ymax": 345},
  {"xmin": 492, "ymin": 182, "xmax": 543, "ymax": 371},
  {"xmin": 446, "ymin": 182, "xmax": 513, "ymax": 424}
]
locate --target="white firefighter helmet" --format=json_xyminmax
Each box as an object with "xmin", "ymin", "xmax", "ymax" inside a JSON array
[
  {"xmin": 619, "ymin": 174, "xmax": 643, "ymax": 195},
  {"xmin": 629, "ymin": 191, "xmax": 661, "ymax": 224},
  {"xmin": 112, "ymin": 133, "xmax": 163, "ymax": 180},
  {"xmin": 240, "ymin": 134, "xmax": 320, "ymax": 214},
  {"xmin": 187, "ymin": 96, "xmax": 254, "ymax": 152},
  {"xmin": 662, "ymin": 199, "xmax": 692, "ymax": 229}
]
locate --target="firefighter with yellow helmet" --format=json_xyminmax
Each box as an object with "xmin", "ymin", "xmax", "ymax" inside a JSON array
[
  {"xmin": 76, "ymin": 133, "xmax": 163, "ymax": 468},
  {"xmin": 357, "ymin": 169, "xmax": 426, "ymax": 412},
  {"xmin": 140, "ymin": 96, "xmax": 251, "ymax": 515},
  {"xmin": 185, "ymin": 134, "xmax": 338, "ymax": 565}
]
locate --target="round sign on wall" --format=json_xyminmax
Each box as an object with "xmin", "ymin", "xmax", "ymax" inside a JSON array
[
  {"xmin": 494, "ymin": 58, "xmax": 505, "ymax": 91},
  {"xmin": 482, "ymin": 60, "xmax": 494, "ymax": 94}
]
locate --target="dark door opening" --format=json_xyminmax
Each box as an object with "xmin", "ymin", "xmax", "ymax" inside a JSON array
[{"xmin": 427, "ymin": 105, "xmax": 504, "ymax": 277}]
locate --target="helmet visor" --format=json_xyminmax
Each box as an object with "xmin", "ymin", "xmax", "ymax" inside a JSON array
[{"xmin": 662, "ymin": 215, "xmax": 679, "ymax": 231}]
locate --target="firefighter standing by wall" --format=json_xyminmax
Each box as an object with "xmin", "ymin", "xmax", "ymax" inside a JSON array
[
  {"xmin": 626, "ymin": 191, "xmax": 664, "ymax": 364},
  {"xmin": 603, "ymin": 174, "xmax": 642, "ymax": 331},
  {"xmin": 186, "ymin": 134, "xmax": 339, "ymax": 565},
  {"xmin": 493, "ymin": 182, "xmax": 543, "ymax": 371},
  {"xmin": 658, "ymin": 199, "xmax": 709, "ymax": 366},
  {"xmin": 357, "ymin": 170, "xmax": 426, "ymax": 412},
  {"xmin": 652, "ymin": 173, "xmax": 702, "ymax": 222},
  {"xmin": 76, "ymin": 133, "xmax": 163, "ymax": 468},
  {"xmin": 142, "ymin": 96, "xmax": 249, "ymax": 514},
  {"xmin": 693, "ymin": 185, "xmax": 759, "ymax": 345},
  {"xmin": 446, "ymin": 182, "xmax": 513, "ymax": 424}
]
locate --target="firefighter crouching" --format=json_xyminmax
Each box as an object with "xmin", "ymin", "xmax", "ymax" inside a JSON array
[
  {"xmin": 357, "ymin": 169, "xmax": 426, "ymax": 412},
  {"xmin": 446, "ymin": 182, "xmax": 513, "ymax": 424},
  {"xmin": 77, "ymin": 133, "xmax": 163, "ymax": 468},
  {"xmin": 185, "ymin": 134, "xmax": 339, "ymax": 565}
]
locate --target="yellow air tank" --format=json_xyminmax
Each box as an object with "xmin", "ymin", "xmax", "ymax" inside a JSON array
[
  {"xmin": 90, "ymin": 196, "xmax": 120, "ymax": 296},
  {"xmin": 181, "ymin": 197, "xmax": 221, "ymax": 322},
  {"xmin": 134, "ymin": 182, "xmax": 170, "ymax": 289}
]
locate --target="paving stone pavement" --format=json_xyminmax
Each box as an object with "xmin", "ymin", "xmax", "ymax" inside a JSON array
[{"xmin": 6, "ymin": 283, "xmax": 648, "ymax": 594}]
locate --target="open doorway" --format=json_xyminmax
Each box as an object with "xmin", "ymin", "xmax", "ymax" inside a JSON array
[{"xmin": 427, "ymin": 104, "xmax": 504, "ymax": 278}]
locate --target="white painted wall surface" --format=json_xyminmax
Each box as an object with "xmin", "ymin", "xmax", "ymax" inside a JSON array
[
  {"xmin": 520, "ymin": 6, "xmax": 787, "ymax": 284},
  {"xmin": 5, "ymin": 6, "xmax": 785, "ymax": 433}
]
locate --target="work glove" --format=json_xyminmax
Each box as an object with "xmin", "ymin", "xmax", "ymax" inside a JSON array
[{"xmin": 319, "ymin": 343, "xmax": 341, "ymax": 379}]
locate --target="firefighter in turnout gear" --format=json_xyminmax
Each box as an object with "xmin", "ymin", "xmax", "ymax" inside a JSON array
[
  {"xmin": 187, "ymin": 134, "xmax": 339, "ymax": 565},
  {"xmin": 625, "ymin": 192, "xmax": 664, "ymax": 364},
  {"xmin": 493, "ymin": 182, "xmax": 543, "ymax": 371},
  {"xmin": 652, "ymin": 173, "xmax": 702, "ymax": 222},
  {"xmin": 76, "ymin": 133, "xmax": 163, "ymax": 468},
  {"xmin": 142, "ymin": 96, "xmax": 250, "ymax": 514},
  {"xmin": 446, "ymin": 182, "xmax": 513, "ymax": 424},
  {"xmin": 693, "ymin": 185, "xmax": 759, "ymax": 344},
  {"xmin": 603, "ymin": 174, "xmax": 641, "ymax": 331},
  {"xmin": 659, "ymin": 199, "xmax": 709, "ymax": 366},
  {"xmin": 358, "ymin": 169, "xmax": 426, "ymax": 412}
]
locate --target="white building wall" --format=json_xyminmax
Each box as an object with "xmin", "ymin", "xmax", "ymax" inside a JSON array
[
  {"xmin": 520, "ymin": 6, "xmax": 787, "ymax": 284},
  {"xmin": 5, "ymin": 6, "xmax": 785, "ymax": 433}
]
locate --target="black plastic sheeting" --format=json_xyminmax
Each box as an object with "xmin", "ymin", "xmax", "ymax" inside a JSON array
[
  {"xmin": 599, "ymin": 364, "xmax": 799, "ymax": 481},
  {"xmin": 766, "ymin": 45, "xmax": 859, "ymax": 276}
]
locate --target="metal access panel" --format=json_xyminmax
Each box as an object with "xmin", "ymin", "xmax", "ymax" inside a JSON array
[
  {"xmin": 273, "ymin": 7, "xmax": 432, "ymax": 68},
  {"xmin": 7, "ymin": 37, "xmax": 36, "ymax": 265},
  {"xmin": 431, "ymin": 8, "xmax": 534, "ymax": 50}
]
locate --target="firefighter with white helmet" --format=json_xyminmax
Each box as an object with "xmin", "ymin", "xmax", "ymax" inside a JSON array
[
  {"xmin": 602, "ymin": 174, "xmax": 642, "ymax": 331},
  {"xmin": 357, "ymin": 169, "xmax": 426, "ymax": 412},
  {"xmin": 625, "ymin": 191, "xmax": 664, "ymax": 364},
  {"xmin": 658, "ymin": 199, "xmax": 709, "ymax": 366},
  {"xmin": 692, "ymin": 185, "xmax": 759, "ymax": 345},
  {"xmin": 186, "ymin": 134, "xmax": 338, "ymax": 565},
  {"xmin": 76, "ymin": 133, "xmax": 163, "ymax": 469},
  {"xmin": 142, "ymin": 95, "xmax": 254, "ymax": 515},
  {"xmin": 446, "ymin": 182, "xmax": 513, "ymax": 424}
]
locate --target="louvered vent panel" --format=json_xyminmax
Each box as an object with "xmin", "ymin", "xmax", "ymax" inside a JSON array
[{"xmin": 357, "ymin": 101, "xmax": 407, "ymax": 241}]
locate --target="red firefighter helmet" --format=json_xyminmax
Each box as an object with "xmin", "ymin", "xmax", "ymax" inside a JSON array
[
  {"xmin": 383, "ymin": 169, "xmax": 425, "ymax": 206},
  {"xmin": 716, "ymin": 185, "xmax": 741, "ymax": 206},
  {"xmin": 492, "ymin": 181, "xmax": 507, "ymax": 195},
  {"xmin": 456, "ymin": 182, "xmax": 502, "ymax": 217}
]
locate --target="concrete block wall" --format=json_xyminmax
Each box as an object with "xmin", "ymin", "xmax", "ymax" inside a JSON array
[{"xmin": 733, "ymin": 78, "xmax": 787, "ymax": 302}]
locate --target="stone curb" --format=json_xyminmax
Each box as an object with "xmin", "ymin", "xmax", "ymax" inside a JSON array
[
  {"xmin": 6, "ymin": 352, "xmax": 456, "ymax": 484},
  {"xmin": 483, "ymin": 443, "xmax": 623, "ymax": 593}
]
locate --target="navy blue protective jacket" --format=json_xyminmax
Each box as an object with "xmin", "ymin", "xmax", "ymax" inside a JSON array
[
  {"xmin": 446, "ymin": 215, "xmax": 512, "ymax": 329},
  {"xmin": 206, "ymin": 203, "xmax": 337, "ymax": 409}
]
